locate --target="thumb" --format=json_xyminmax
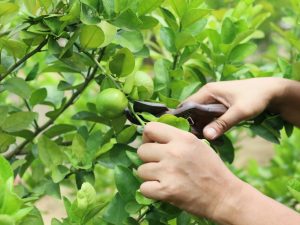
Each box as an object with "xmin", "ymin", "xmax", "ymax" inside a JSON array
[{"xmin": 203, "ymin": 106, "xmax": 246, "ymax": 140}]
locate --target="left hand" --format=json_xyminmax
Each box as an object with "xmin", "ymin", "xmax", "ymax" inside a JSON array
[{"xmin": 137, "ymin": 122, "xmax": 244, "ymax": 220}]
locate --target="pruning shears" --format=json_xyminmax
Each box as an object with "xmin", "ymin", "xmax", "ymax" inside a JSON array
[{"xmin": 125, "ymin": 101, "xmax": 227, "ymax": 138}]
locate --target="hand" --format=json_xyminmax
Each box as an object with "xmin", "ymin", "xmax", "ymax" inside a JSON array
[
  {"xmin": 185, "ymin": 78, "xmax": 286, "ymax": 140},
  {"xmin": 137, "ymin": 122, "xmax": 243, "ymax": 220}
]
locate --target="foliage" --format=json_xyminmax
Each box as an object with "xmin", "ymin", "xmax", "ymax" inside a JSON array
[{"xmin": 0, "ymin": 0, "xmax": 299, "ymax": 224}]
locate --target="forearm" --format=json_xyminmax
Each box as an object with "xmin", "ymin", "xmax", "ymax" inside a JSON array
[
  {"xmin": 272, "ymin": 79, "xmax": 300, "ymax": 127},
  {"xmin": 214, "ymin": 181, "xmax": 300, "ymax": 225}
]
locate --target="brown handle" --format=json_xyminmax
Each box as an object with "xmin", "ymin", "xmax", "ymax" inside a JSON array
[{"xmin": 169, "ymin": 102, "xmax": 227, "ymax": 138}]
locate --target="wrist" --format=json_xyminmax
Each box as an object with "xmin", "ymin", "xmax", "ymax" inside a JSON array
[
  {"xmin": 211, "ymin": 179, "xmax": 257, "ymax": 225},
  {"xmin": 268, "ymin": 78, "xmax": 291, "ymax": 113}
]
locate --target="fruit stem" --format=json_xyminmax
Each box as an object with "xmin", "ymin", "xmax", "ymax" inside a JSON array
[{"xmin": 128, "ymin": 103, "xmax": 146, "ymax": 126}]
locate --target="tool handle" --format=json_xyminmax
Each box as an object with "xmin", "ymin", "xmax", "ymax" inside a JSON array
[{"xmin": 171, "ymin": 102, "xmax": 227, "ymax": 138}]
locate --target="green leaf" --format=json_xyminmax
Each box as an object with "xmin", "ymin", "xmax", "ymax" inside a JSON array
[
  {"xmin": 0, "ymin": 106, "xmax": 9, "ymax": 126},
  {"xmin": 137, "ymin": 0, "xmax": 164, "ymax": 15},
  {"xmin": 0, "ymin": 132, "xmax": 16, "ymax": 153},
  {"xmin": 98, "ymin": 144, "xmax": 133, "ymax": 169},
  {"xmin": 126, "ymin": 151, "xmax": 143, "ymax": 167},
  {"xmin": 51, "ymin": 165, "xmax": 69, "ymax": 183},
  {"xmin": 168, "ymin": 0, "xmax": 187, "ymax": 18},
  {"xmin": 109, "ymin": 48, "xmax": 135, "ymax": 77},
  {"xmin": 0, "ymin": 2, "xmax": 19, "ymax": 17},
  {"xmin": 44, "ymin": 124, "xmax": 76, "ymax": 138},
  {"xmin": 112, "ymin": 9, "xmax": 143, "ymax": 30},
  {"xmin": 160, "ymin": 27, "xmax": 176, "ymax": 53},
  {"xmin": 99, "ymin": 21, "xmax": 117, "ymax": 47},
  {"xmin": 38, "ymin": 136, "xmax": 64, "ymax": 168},
  {"xmin": 116, "ymin": 30, "xmax": 144, "ymax": 53},
  {"xmin": 72, "ymin": 111, "xmax": 110, "ymax": 125},
  {"xmin": 206, "ymin": 29, "xmax": 221, "ymax": 53},
  {"xmin": 19, "ymin": 207, "xmax": 44, "ymax": 225},
  {"xmin": 250, "ymin": 124, "xmax": 280, "ymax": 144},
  {"xmin": 114, "ymin": 166, "xmax": 140, "ymax": 202},
  {"xmin": 72, "ymin": 133, "xmax": 87, "ymax": 161},
  {"xmin": 158, "ymin": 93, "xmax": 180, "ymax": 108},
  {"xmin": 160, "ymin": 8, "xmax": 178, "ymax": 31},
  {"xmin": 3, "ymin": 77, "xmax": 32, "ymax": 99},
  {"xmin": 284, "ymin": 121, "xmax": 294, "ymax": 137},
  {"xmin": 181, "ymin": 8, "xmax": 210, "ymax": 29},
  {"xmin": 29, "ymin": 88, "xmax": 47, "ymax": 106},
  {"xmin": 79, "ymin": 25, "xmax": 105, "ymax": 49},
  {"xmin": 0, "ymin": 178, "xmax": 23, "ymax": 215},
  {"xmin": 0, "ymin": 39, "xmax": 26, "ymax": 58},
  {"xmin": 76, "ymin": 182, "xmax": 97, "ymax": 210},
  {"xmin": 1, "ymin": 112, "xmax": 37, "ymax": 133},
  {"xmin": 175, "ymin": 32, "xmax": 196, "ymax": 50},
  {"xmin": 102, "ymin": 0, "xmax": 115, "ymax": 17},
  {"xmin": 0, "ymin": 155, "xmax": 13, "ymax": 183},
  {"xmin": 26, "ymin": 63, "xmax": 40, "ymax": 81},
  {"xmin": 210, "ymin": 135, "xmax": 235, "ymax": 164},
  {"xmin": 80, "ymin": 3, "xmax": 101, "ymax": 25},
  {"xmin": 158, "ymin": 114, "xmax": 190, "ymax": 132},
  {"xmin": 135, "ymin": 190, "xmax": 154, "ymax": 205},
  {"xmin": 0, "ymin": 215, "xmax": 15, "ymax": 225},
  {"xmin": 229, "ymin": 42, "xmax": 257, "ymax": 63},
  {"xmin": 221, "ymin": 17, "xmax": 236, "ymax": 44},
  {"xmin": 177, "ymin": 211, "xmax": 192, "ymax": 225},
  {"xmin": 288, "ymin": 179, "xmax": 300, "ymax": 202},
  {"xmin": 103, "ymin": 193, "xmax": 129, "ymax": 225},
  {"xmin": 154, "ymin": 59, "xmax": 171, "ymax": 92},
  {"xmin": 117, "ymin": 125, "xmax": 137, "ymax": 144}
]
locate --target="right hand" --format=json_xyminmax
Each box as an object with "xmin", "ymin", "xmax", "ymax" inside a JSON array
[{"xmin": 185, "ymin": 78, "xmax": 286, "ymax": 140}]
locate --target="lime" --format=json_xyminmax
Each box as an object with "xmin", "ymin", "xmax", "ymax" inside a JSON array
[
  {"xmin": 124, "ymin": 71, "xmax": 154, "ymax": 100},
  {"xmin": 96, "ymin": 88, "xmax": 128, "ymax": 119}
]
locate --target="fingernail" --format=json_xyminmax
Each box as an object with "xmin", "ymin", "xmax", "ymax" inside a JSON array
[{"xmin": 204, "ymin": 127, "xmax": 217, "ymax": 139}]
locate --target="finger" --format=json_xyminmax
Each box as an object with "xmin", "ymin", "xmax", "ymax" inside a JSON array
[
  {"xmin": 142, "ymin": 122, "xmax": 182, "ymax": 144},
  {"xmin": 137, "ymin": 163, "xmax": 161, "ymax": 181},
  {"xmin": 140, "ymin": 181, "xmax": 163, "ymax": 200},
  {"xmin": 203, "ymin": 105, "xmax": 249, "ymax": 140},
  {"xmin": 183, "ymin": 85, "xmax": 218, "ymax": 104},
  {"xmin": 137, "ymin": 143, "xmax": 165, "ymax": 162}
]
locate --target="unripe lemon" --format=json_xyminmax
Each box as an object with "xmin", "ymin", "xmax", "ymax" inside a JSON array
[{"xmin": 96, "ymin": 88, "xmax": 128, "ymax": 119}]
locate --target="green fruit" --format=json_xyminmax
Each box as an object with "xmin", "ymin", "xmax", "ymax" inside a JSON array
[
  {"xmin": 134, "ymin": 71, "xmax": 154, "ymax": 100},
  {"xmin": 124, "ymin": 71, "xmax": 154, "ymax": 100},
  {"xmin": 96, "ymin": 88, "xmax": 128, "ymax": 119}
]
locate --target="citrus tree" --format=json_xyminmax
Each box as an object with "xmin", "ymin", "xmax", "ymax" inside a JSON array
[{"xmin": 0, "ymin": 0, "xmax": 299, "ymax": 224}]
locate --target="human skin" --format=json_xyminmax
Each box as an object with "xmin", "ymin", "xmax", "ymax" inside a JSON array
[
  {"xmin": 137, "ymin": 78, "xmax": 300, "ymax": 225},
  {"xmin": 185, "ymin": 77, "xmax": 300, "ymax": 140}
]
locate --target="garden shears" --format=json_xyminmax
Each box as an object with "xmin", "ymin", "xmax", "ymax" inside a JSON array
[{"xmin": 125, "ymin": 101, "xmax": 227, "ymax": 138}]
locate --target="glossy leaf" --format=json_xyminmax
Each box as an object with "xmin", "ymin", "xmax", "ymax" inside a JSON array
[{"xmin": 79, "ymin": 25, "xmax": 105, "ymax": 49}]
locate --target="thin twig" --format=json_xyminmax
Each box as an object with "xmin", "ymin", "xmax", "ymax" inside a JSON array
[
  {"xmin": 3, "ymin": 48, "xmax": 106, "ymax": 159},
  {"xmin": 24, "ymin": 99, "xmax": 39, "ymax": 129},
  {"xmin": 137, "ymin": 206, "xmax": 153, "ymax": 223},
  {"xmin": 0, "ymin": 38, "xmax": 48, "ymax": 82}
]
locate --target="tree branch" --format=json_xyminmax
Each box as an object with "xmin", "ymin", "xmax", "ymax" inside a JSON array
[
  {"xmin": 3, "ymin": 48, "xmax": 106, "ymax": 159},
  {"xmin": 0, "ymin": 38, "xmax": 48, "ymax": 82}
]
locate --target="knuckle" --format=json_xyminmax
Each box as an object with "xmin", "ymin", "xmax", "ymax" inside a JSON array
[
  {"xmin": 144, "ymin": 122, "xmax": 157, "ymax": 134},
  {"xmin": 182, "ymin": 132, "xmax": 198, "ymax": 143},
  {"xmin": 214, "ymin": 119, "xmax": 229, "ymax": 132},
  {"xmin": 137, "ymin": 145, "xmax": 145, "ymax": 157},
  {"xmin": 162, "ymin": 184, "xmax": 178, "ymax": 200},
  {"xmin": 137, "ymin": 165, "xmax": 145, "ymax": 177},
  {"xmin": 140, "ymin": 183, "xmax": 149, "ymax": 195},
  {"xmin": 166, "ymin": 147, "xmax": 181, "ymax": 158},
  {"xmin": 203, "ymin": 83, "xmax": 216, "ymax": 92}
]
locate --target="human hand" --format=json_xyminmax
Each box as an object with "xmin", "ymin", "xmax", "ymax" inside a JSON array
[
  {"xmin": 185, "ymin": 78, "xmax": 286, "ymax": 140},
  {"xmin": 137, "ymin": 122, "xmax": 243, "ymax": 220}
]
